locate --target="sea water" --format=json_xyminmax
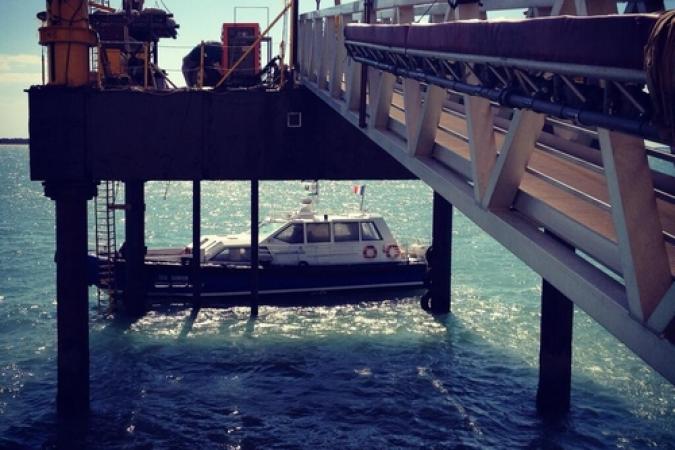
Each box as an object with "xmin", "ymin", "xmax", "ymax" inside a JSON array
[{"xmin": 0, "ymin": 146, "xmax": 673, "ymax": 449}]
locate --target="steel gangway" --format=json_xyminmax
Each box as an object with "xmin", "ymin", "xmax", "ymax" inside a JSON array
[{"xmin": 298, "ymin": 0, "xmax": 675, "ymax": 386}]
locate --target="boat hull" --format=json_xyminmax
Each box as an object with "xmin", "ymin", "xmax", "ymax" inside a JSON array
[{"xmin": 88, "ymin": 256, "xmax": 428, "ymax": 302}]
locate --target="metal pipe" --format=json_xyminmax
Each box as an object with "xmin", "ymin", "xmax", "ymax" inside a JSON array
[
  {"xmin": 430, "ymin": 192, "xmax": 452, "ymax": 315},
  {"xmin": 124, "ymin": 181, "xmax": 146, "ymax": 316},
  {"xmin": 291, "ymin": 0, "xmax": 299, "ymax": 79},
  {"xmin": 96, "ymin": 42, "xmax": 103, "ymax": 88},
  {"xmin": 349, "ymin": 42, "xmax": 645, "ymax": 83},
  {"xmin": 250, "ymin": 179, "xmax": 260, "ymax": 318},
  {"xmin": 198, "ymin": 41, "xmax": 205, "ymax": 89},
  {"xmin": 352, "ymin": 55, "xmax": 660, "ymax": 141},
  {"xmin": 144, "ymin": 42, "xmax": 149, "ymax": 89},
  {"xmin": 537, "ymin": 230, "xmax": 574, "ymax": 417},
  {"xmin": 44, "ymin": 182, "xmax": 96, "ymax": 418},
  {"xmin": 41, "ymin": 48, "xmax": 46, "ymax": 85},
  {"xmin": 192, "ymin": 180, "xmax": 201, "ymax": 306}
]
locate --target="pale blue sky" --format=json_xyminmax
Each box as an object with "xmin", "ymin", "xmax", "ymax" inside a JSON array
[
  {"xmin": 0, "ymin": 0, "xmax": 314, "ymax": 137},
  {"xmin": 0, "ymin": 1, "xmax": 672, "ymax": 137}
]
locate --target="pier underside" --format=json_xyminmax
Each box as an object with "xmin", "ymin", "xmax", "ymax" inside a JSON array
[{"xmin": 28, "ymin": 86, "xmax": 415, "ymax": 182}]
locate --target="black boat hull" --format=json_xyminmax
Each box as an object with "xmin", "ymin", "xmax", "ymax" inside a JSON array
[{"xmin": 88, "ymin": 256, "xmax": 428, "ymax": 302}]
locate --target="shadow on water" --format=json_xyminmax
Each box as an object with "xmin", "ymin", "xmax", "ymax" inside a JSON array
[
  {"xmin": 5, "ymin": 292, "xmax": 672, "ymax": 449},
  {"xmin": 148, "ymin": 286, "xmax": 428, "ymax": 309}
]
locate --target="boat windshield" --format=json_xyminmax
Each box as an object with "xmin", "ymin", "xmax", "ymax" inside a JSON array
[{"xmin": 258, "ymin": 220, "xmax": 285, "ymax": 240}]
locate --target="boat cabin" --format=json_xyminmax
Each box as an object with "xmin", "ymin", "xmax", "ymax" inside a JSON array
[{"xmin": 190, "ymin": 208, "xmax": 404, "ymax": 267}]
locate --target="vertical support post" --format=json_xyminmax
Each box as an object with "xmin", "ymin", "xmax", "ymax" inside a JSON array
[
  {"xmin": 300, "ymin": 20, "xmax": 308, "ymax": 76},
  {"xmin": 143, "ymin": 42, "xmax": 149, "ymax": 89},
  {"xmin": 192, "ymin": 180, "xmax": 201, "ymax": 305},
  {"xmin": 41, "ymin": 47, "xmax": 46, "ymax": 85},
  {"xmin": 251, "ymin": 179, "xmax": 260, "ymax": 318},
  {"xmin": 291, "ymin": 0, "xmax": 299, "ymax": 78},
  {"xmin": 124, "ymin": 180, "xmax": 146, "ymax": 316},
  {"xmin": 369, "ymin": 70, "xmax": 396, "ymax": 130},
  {"xmin": 330, "ymin": 15, "xmax": 350, "ymax": 99},
  {"xmin": 358, "ymin": 0, "xmax": 373, "ymax": 128},
  {"xmin": 344, "ymin": 57, "xmax": 362, "ymax": 112},
  {"xmin": 397, "ymin": 6, "xmax": 420, "ymax": 144},
  {"xmin": 430, "ymin": 192, "xmax": 452, "ymax": 314},
  {"xmin": 310, "ymin": 18, "xmax": 324, "ymax": 82},
  {"xmin": 318, "ymin": 16, "xmax": 335, "ymax": 90},
  {"xmin": 410, "ymin": 85, "xmax": 445, "ymax": 156},
  {"xmin": 198, "ymin": 41, "xmax": 205, "ymax": 89},
  {"xmin": 304, "ymin": 19, "xmax": 314, "ymax": 77},
  {"xmin": 44, "ymin": 181, "xmax": 97, "ymax": 418},
  {"xmin": 452, "ymin": 3, "xmax": 497, "ymax": 201},
  {"xmin": 537, "ymin": 232, "xmax": 574, "ymax": 416}
]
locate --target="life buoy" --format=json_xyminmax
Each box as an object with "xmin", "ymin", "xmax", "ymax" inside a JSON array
[
  {"xmin": 362, "ymin": 245, "xmax": 377, "ymax": 259},
  {"xmin": 385, "ymin": 244, "xmax": 401, "ymax": 259}
]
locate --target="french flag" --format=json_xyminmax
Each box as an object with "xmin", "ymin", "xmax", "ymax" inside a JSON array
[{"xmin": 352, "ymin": 184, "xmax": 365, "ymax": 195}]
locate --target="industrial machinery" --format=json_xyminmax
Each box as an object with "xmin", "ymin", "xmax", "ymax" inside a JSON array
[
  {"xmin": 222, "ymin": 23, "xmax": 261, "ymax": 85},
  {"xmin": 88, "ymin": 0, "xmax": 179, "ymax": 88},
  {"xmin": 181, "ymin": 41, "xmax": 225, "ymax": 88},
  {"xmin": 182, "ymin": 22, "xmax": 284, "ymax": 89}
]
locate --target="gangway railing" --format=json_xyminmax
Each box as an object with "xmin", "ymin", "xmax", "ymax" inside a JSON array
[{"xmin": 298, "ymin": 0, "xmax": 675, "ymax": 386}]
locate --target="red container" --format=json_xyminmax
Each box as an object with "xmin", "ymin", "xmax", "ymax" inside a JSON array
[{"xmin": 221, "ymin": 23, "xmax": 261, "ymax": 79}]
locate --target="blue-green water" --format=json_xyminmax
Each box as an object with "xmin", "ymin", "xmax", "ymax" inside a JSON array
[{"xmin": 0, "ymin": 146, "xmax": 673, "ymax": 449}]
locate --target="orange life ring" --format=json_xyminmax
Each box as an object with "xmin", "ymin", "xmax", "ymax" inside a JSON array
[
  {"xmin": 385, "ymin": 244, "xmax": 401, "ymax": 259},
  {"xmin": 362, "ymin": 245, "xmax": 377, "ymax": 259}
]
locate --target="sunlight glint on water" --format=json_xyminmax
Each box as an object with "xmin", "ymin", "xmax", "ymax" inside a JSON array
[{"xmin": 1, "ymin": 147, "xmax": 674, "ymax": 449}]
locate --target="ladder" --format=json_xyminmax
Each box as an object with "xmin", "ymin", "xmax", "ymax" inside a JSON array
[{"xmin": 94, "ymin": 180, "xmax": 119, "ymax": 308}]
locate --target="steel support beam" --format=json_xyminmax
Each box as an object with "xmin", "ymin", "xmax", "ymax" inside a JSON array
[
  {"xmin": 291, "ymin": 0, "xmax": 299, "ymax": 76},
  {"xmin": 358, "ymin": 0, "xmax": 373, "ymax": 128},
  {"xmin": 124, "ymin": 180, "xmax": 146, "ymax": 316},
  {"xmin": 192, "ymin": 180, "xmax": 201, "ymax": 305},
  {"xmin": 44, "ymin": 181, "xmax": 96, "ymax": 418},
  {"xmin": 430, "ymin": 192, "xmax": 452, "ymax": 314},
  {"xmin": 251, "ymin": 179, "xmax": 260, "ymax": 318},
  {"xmin": 536, "ymin": 233, "xmax": 574, "ymax": 416}
]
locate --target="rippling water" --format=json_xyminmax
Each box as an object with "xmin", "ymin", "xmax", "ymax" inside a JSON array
[{"xmin": 0, "ymin": 146, "xmax": 673, "ymax": 449}]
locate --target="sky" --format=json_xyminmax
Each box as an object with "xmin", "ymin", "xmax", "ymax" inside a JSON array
[
  {"xmin": 0, "ymin": 0, "xmax": 314, "ymax": 137},
  {"xmin": 0, "ymin": 1, "xmax": 673, "ymax": 137}
]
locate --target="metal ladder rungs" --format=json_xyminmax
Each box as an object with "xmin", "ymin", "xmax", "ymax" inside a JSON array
[{"xmin": 94, "ymin": 180, "xmax": 119, "ymax": 309}]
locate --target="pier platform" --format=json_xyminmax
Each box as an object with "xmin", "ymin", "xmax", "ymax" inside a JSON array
[{"xmin": 28, "ymin": 0, "xmax": 675, "ymax": 421}]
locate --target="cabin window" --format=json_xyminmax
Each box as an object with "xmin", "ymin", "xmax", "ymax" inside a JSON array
[
  {"xmin": 213, "ymin": 247, "xmax": 250, "ymax": 262},
  {"xmin": 333, "ymin": 222, "xmax": 359, "ymax": 242},
  {"xmin": 307, "ymin": 223, "xmax": 331, "ymax": 243},
  {"xmin": 213, "ymin": 248, "xmax": 232, "ymax": 261},
  {"xmin": 360, "ymin": 221, "xmax": 382, "ymax": 241},
  {"xmin": 274, "ymin": 223, "xmax": 305, "ymax": 244}
]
